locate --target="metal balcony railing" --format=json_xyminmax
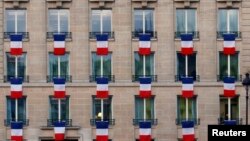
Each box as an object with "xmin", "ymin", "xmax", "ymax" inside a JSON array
[
  {"xmin": 217, "ymin": 74, "xmax": 242, "ymax": 82},
  {"xmin": 175, "ymin": 75, "xmax": 200, "ymax": 82},
  {"xmin": 132, "ymin": 75, "xmax": 157, "ymax": 82},
  {"xmin": 47, "ymin": 32, "xmax": 72, "ymax": 40},
  {"xmin": 175, "ymin": 118, "xmax": 200, "ymax": 125},
  {"xmin": 174, "ymin": 31, "xmax": 199, "ymax": 39},
  {"xmin": 4, "ymin": 75, "xmax": 29, "ymax": 83},
  {"xmin": 132, "ymin": 31, "xmax": 157, "ymax": 39},
  {"xmin": 89, "ymin": 32, "xmax": 115, "ymax": 39},
  {"xmin": 90, "ymin": 118, "xmax": 115, "ymax": 126},
  {"xmin": 89, "ymin": 75, "xmax": 115, "ymax": 82},
  {"xmin": 46, "ymin": 75, "xmax": 72, "ymax": 82},
  {"xmin": 4, "ymin": 32, "xmax": 29, "ymax": 40},
  {"xmin": 218, "ymin": 117, "xmax": 243, "ymax": 125},
  {"xmin": 4, "ymin": 119, "xmax": 29, "ymax": 126},
  {"xmin": 47, "ymin": 119, "xmax": 72, "ymax": 127},
  {"xmin": 133, "ymin": 118, "xmax": 158, "ymax": 126},
  {"xmin": 217, "ymin": 31, "xmax": 241, "ymax": 39}
]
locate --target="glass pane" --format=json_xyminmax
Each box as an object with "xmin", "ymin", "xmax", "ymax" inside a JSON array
[
  {"xmin": 219, "ymin": 52, "xmax": 238, "ymax": 77},
  {"xmin": 229, "ymin": 9, "xmax": 238, "ymax": 32},
  {"xmin": 135, "ymin": 97, "xmax": 154, "ymax": 119},
  {"xmin": 5, "ymin": 10, "xmax": 26, "ymax": 32},
  {"xmin": 144, "ymin": 10, "xmax": 154, "ymax": 32},
  {"xmin": 187, "ymin": 9, "xmax": 196, "ymax": 32},
  {"xmin": 177, "ymin": 96, "xmax": 196, "ymax": 120},
  {"xmin": 135, "ymin": 97, "xmax": 143, "ymax": 119},
  {"xmin": 176, "ymin": 9, "xmax": 185, "ymax": 32},
  {"xmin": 6, "ymin": 53, "xmax": 26, "ymax": 77},
  {"xmin": 218, "ymin": 10, "xmax": 227, "ymax": 32},
  {"xmin": 220, "ymin": 96, "xmax": 239, "ymax": 120},
  {"xmin": 91, "ymin": 10, "xmax": 101, "ymax": 32},
  {"xmin": 48, "ymin": 10, "xmax": 58, "ymax": 32},
  {"xmin": 177, "ymin": 53, "xmax": 196, "ymax": 77},
  {"xmin": 134, "ymin": 53, "xmax": 154, "ymax": 76},
  {"xmin": 17, "ymin": 10, "xmax": 26, "ymax": 32},
  {"xmin": 50, "ymin": 97, "xmax": 69, "ymax": 120},
  {"xmin": 102, "ymin": 10, "xmax": 112, "ymax": 32},
  {"xmin": 134, "ymin": 10, "xmax": 143, "ymax": 32},
  {"xmin": 6, "ymin": 97, "xmax": 26, "ymax": 120},
  {"xmin": 92, "ymin": 53, "xmax": 111, "ymax": 76},
  {"xmin": 49, "ymin": 53, "xmax": 69, "ymax": 77},
  {"xmin": 93, "ymin": 97, "xmax": 112, "ymax": 119},
  {"xmin": 60, "ymin": 10, "xmax": 69, "ymax": 32}
]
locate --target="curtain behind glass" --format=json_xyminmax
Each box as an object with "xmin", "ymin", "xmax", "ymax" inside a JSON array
[
  {"xmin": 218, "ymin": 10, "xmax": 227, "ymax": 32},
  {"xmin": 49, "ymin": 53, "xmax": 69, "ymax": 77},
  {"xmin": 187, "ymin": 9, "xmax": 196, "ymax": 32},
  {"xmin": 135, "ymin": 97, "xmax": 154, "ymax": 119},
  {"xmin": 219, "ymin": 52, "xmax": 238, "ymax": 78},
  {"xmin": 92, "ymin": 53, "xmax": 112, "ymax": 76},
  {"xmin": 134, "ymin": 53, "xmax": 154, "ymax": 76},
  {"xmin": 7, "ymin": 53, "xmax": 26, "ymax": 77},
  {"xmin": 48, "ymin": 9, "xmax": 69, "ymax": 32},
  {"xmin": 229, "ymin": 9, "xmax": 238, "ymax": 32},
  {"xmin": 49, "ymin": 96, "xmax": 69, "ymax": 120},
  {"xmin": 5, "ymin": 10, "xmax": 26, "ymax": 32}
]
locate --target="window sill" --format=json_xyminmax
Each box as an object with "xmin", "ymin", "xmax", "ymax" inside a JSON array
[
  {"xmin": 4, "ymin": 38, "xmax": 29, "ymax": 42},
  {"xmin": 174, "ymin": 38, "xmax": 200, "ymax": 41},
  {"xmin": 132, "ymin": 38, "xmax": 157, "ymax": 41},
  {"xmin": 89, "ymin": 38, "xmax": 115, "ymax": 42},
  {"xmin": 217, "ymin": 38, "xmax": 242, "ymax": 41},
  {"xmin": 40, "ymin": 126, "xmax": 81, "ymax": 130},
  {"xmin": 46, "ymin": 38, "xmax": 72, "ymax": 42}
]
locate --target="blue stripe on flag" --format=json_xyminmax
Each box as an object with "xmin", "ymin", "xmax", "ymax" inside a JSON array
[
  {"xmin": 53, "ymin": 78, "xmax": 66, "ymax": 84},
  {"xmin": 224, "ymin": 120, "xmax": 237, "ymax": 125},
  {"xmin": 139, "ymin": 121, "xmax": 152, "ymax": 128},
  {"xmin": 53, "ymin": 34, "xmax": 66, "ymax": 41},
  {"xmin": 181, "ymin": 120, "xmax": 194, "ymax": 128},
  {"xmin": 11, "ymin": 121, "xmax": 23, "ymax": 129},
  {"xmin": 223, "ymin": 34, "xmax": 236, "ymax": 41},
  {"xmin": 182, "ymin": 77, "xmax": 194, "ymax": 84},
  {"xmin": 10, "ymin": 34, "xmax": 23, "ymax": 41},
  {"xmin": 180, "ymin": 34, "xmax": 193, "ymax": 41},
  {"xmin": 223, "ymin": 76, "xmax": 235, "ymax": 83},
  {"xmin": 139, "ymin": 77, "xmax": 152, "ymax": 84},
  {"xmin": 96, "ymin": 34, "xmax": 108, "ymax": 41},
  {"xmin": 139, "ymin": 34, "xmax": 151, "ymax": 41},
  {"xmin": 10, "ymin": 77, "xmax": 23, "ymax": 85},
  {"xmin": 96, "ymin": 121, "xmax": 109, "ymax": 129},
  {"xmin": 53, "ymin": 121, "xmax": 66, "ymax": 127},
  {"xmin": 96, "ymin": 77, "xmax": 109, "ymax": 84}
]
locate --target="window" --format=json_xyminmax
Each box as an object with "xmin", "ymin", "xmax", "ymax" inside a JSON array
[
  {"xmin": 134, "ymin": 52, "xmax": 155, "ymax": 81},
  {"xmin": 6, "ymin": 53, "xmax": 27, "ymax": 82},
  {"xmin": 176, "ymin": 9, "xmax": 197, "ymax": 38},
  {"xmin": 219, "ymin": 52, "xmax": 239, "ymax": 81},
  {"xmin": 217, "ymin": 9, "xmax": 239, "ymax": 38},
  {"xmin": 176, "ymin": 52, "xmax": 197, "ymax": 81},
  {"xmin": 133, "ymin": 9, "xmax": 155, "ymax": 38},
  {"xmin": 91, "ymin": 52, "xmax": 112, "ymax": 81},
  {"xmin": 90, "ymin": 9, "xmax": 113, "ymax": 39},
  {"xmin": 92, "ymin": 96, "xmax": 112, "ymax": 121},
  {"xmin": 134, "ymin": 96, "xmax": 155, "ymax": 125},
  {"xmin": 6, "ymin": 96, "xmax": 27, "ymax": 126},
  {"xmin": 48, "ymin": 53, "xmax": 70, "ymax": 82},
  {"xmin": 219, "ymin": 95, "xmax": 241, "ymax": 125},
  {"xmin": 176, "ymin": 95, "xmax": 198, "ymax": 125}
]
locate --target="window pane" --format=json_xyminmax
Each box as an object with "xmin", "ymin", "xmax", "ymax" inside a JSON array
[
  {"xmin": 144, "ymin": 10, "xmax": 154, "ymax": 32},
  {"xmin": 176, "ymin": 9, "xmax": 185, "ymax": 32},
  {"xmin": 177, "ymin": 53, "xmax": 196, "ymax": 78},
  {"xmin": 134, "ymin": 52, "xmax": 154, "ymax": 76},
  {"xmin": 60, "ymin": 10, "xmax": 69, "ymax": 32},
  {"xmin": 48, "ymin": 9, "xmax": 69, "ymax": 32},
  {"xmin": 5, "ymin": 10, "xmax": 26, "ymax": 32},
  {"xmin": 6, "ymin": 97, "xmax": 26, "ymax": 121},
  {"xmin": 91, "ymin": 10, "xmax": 101, "ymax": 32},
  {"xmin": 134, "ymin": 10, "xmax": 143, "ymax": 32},
  {"xmin": 93, "ymin": 97, "xmax": 112, "ymax": 119},
  {"xmin": 218, "ymin": 10, "xmax": 227, "ymax": 32},
  {"xmin": 177, "ymin": 96, "xmax": 197, "ymax": 120},
  {"xmin": 187, "ymin": 9, "xmax": 196, "ymax": 32},
  {"xmin": 229, "ymin": 10, "xmax": 238, "ymax": 32},
  {"xmin": 135, "ymin": 97, "xmax": 154, "ymax": 119},
  {"xmin": 220, "ymin": 96, "xmax": 239, "ymax": 120},
  {"xmin": 6, "ymin": 53, "xmax": 26, "ymax": 77},
  {"xmin": 49, "ymin": 53, "xmax": 69, "ymax": 76},
  {"xmin": 91, "ymin": 10, "xmax": 112, "ymax": 33},
  {"xmin": 49, "ymin": 97, "xmax": 69, "ymax": 120},
  {"xmin": 219, "ymin": 52, "xmax": 238, "ymax": 78},
  {"xmin": 102, "ymin": 10, "xmax": 112, "ymax": 32},
  {"xmin": 92, "ymin": 53, "xmax": 112, "ymax": 76},
  {"xmin": 176, "ymin": 9, "xmax": 196, "ymax": 32},
  {"xmin": 218, "ymin": 9, "xmax": 238, "ymax": 32}
]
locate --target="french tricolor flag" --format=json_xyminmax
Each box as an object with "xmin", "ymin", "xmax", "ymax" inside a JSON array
[
  {"xmin": 181, "ymin": 34, "xmax": 193, "ymax": 55},
  {"xmin": 139, "ymin": 121, "xmax": 151, "ymax": 141},
  {"xmin": 139, "ymin": 34, "xmax": 151, "ymax": 55},
  {"xmin": 10, "ymin": 34, "xmax": 23, "ymax": 56},
  {"xmin": 96, "ymin": 77, "xmax": 109, "ymax": 99},
  {"xmin": 182, "ymin": 77, "xmax": 194, "ymax": 98},
  {"xmin": 54, "ymin": 121, "xmax": 66, "ymax": 141},
  {"xmin": 53, "ymin": 34, "xmax": 66, "ymax": 56},
  {"xmin": 53, "ymin": 78, "xmax": 66, "ymax": 99},
  {"xmin": 139, "ymin": 77, "xmax": 152, "ymax": 99},
  {"xmin": 223, "ymin": 76, "xmax": 236, "ymax": 97},
  {"xmin": 11, "ymin": 121, "xmax": 23, "ymax": 141},
  {"xmin": 223, "ymin": 34, "xmax": 236, "ymax": 55},
  {"xmin": 96, "ymin": 121, "xmax": 109, "ymax": 141},
  {"xmin": 182, "ymin": 121, "xmax": 195, "ymax": 141},
  {"xmin": 10, "ymin": 77, "xmax": 23, "ymax": 99},
  {"xmin": 96, "ymin": 34, "xmax": 109, "ymax": 55}
]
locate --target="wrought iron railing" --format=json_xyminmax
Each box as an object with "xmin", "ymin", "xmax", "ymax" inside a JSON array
[
  {"xmin": 218, "ymin": 117, "xmax": 243, "ymax": 125},
  {"xmin": 133, "ymin": 118, "xmax": 158, "ymax": 126},
  {"xmin": 174, "ymin": 31, "xmax": 199, "ymax": 39},
  {"xmin": 47, "ymin": 119, "xmax": 72, "ymax": 127},
  {"xmin": 4, "ymin": 119, "xmax": 29, "ymax": 126},
  {"xmin": 46, "ymin": 75, "xmax": 72, "ymax": 82},
  {"xmin": 217, "ymin": 31, "xmax": 241, "ymax": 39},
  {"xmin": 175, "ymin": 118, "xmax": 200, "ymax": 125},
  {"xmin": 132, "ymin": 31, "xmax": 157, "ymax": 39},
  {"xmin": 4, "ymin": 75, "xmax": 29, "ymax": 83},
  {"xmin": 90, "ymin": 118, "xmax": 115, "ymax": 126},
  {"xmin": 89, "ymin": 75, "xmax": 115, "ymax": 82},
  {"xmin": 47, "ymin": 32, "xmax": 72, "ymax": 40},
  {"xmin": 4, "ymin": 32, "xmax": 29, "ymax": 40},
  {"xmin": 175, "ymin": 75, "xmax": 200, "ymax": 82},
  {"xmin": 89, "ymin": 32, "xmax": 115, "ymax": 39},
  {"xmin": 132, "ymin": 75, "xmax": 157, "ymax": 82},
  {"xmin": 217, "ymin": 74, "xmax": 242, "ymax": 82}
]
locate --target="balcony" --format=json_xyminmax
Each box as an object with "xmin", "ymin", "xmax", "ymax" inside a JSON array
[
  {"xmin": 4, "ymin": 75, "xmax": 29, "ymax": 83},
  {"xmin": 217, "ymin": 74, "xmax": 242, "ymax": 82},
  {"xmin": 90, "ymin": 118, "xmax": 115, "ymax": 126},
  {"xmin": 218, "ymin": 117, "xmax": 243, "ymax": 125},
  {"xmin": 175, "ymin": 118, "xmax": 200, "ymax": 125},
  {"xmin": 89, "ymin": 32, "xmax": 115, "ymax": 40},
  {"xmin": 174, "ymin": 31, "xmax": 199, "ymax": 39},
  {"xmin": 46, "ymin": 32, "xmax": 72, "ymax": 40},
  {"xmin": 132, "ymin": 31, "xmax": 157, "ymax": 39},
  {"xmin": 4, "ymin": 32, "xmax": 29, "ymax": 40},
  {"xmin": 132, "ymin": 75, "xmax": 157, "ymax": 82},
  {"xmin": 47, "ymin": 119, "xmax": 72, "ymax": 127},
  {"xmin": 133, "ymin": 118, "xmax": 158, "ymax": 126},
  {"xmin": 4, "ymin": 119, "xmax": 29, "ymax": 126},
  {"xmin": 175, "ymin": 75, "xmax": 200, "ymax": 82},
  {"xmin": 46, "ymin": 75, "xmax": 72, "ymax": 83},
  {"xmin": 217, "ymin": 31, "xmax": 241, "ymax": 39},
  {"xmin": 89, "ymin": 75, "xmax": 115, "ymax": 82}
]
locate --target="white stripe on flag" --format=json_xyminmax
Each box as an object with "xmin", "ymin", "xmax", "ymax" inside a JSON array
[
  {"xmin": 182, "ymin": 127, "xmax": 194, "ymax": 135},
  {"xmin": 224, "ymin": 83, "xmax": 235, "ymax": 90},
  {"xmin": 139, "ymin": 41, "xmax": 150, "ymax": 48},
  {"xmin": 224, "ymin": 41, "xmax": 235, "ymax": 47},
  {"xmin": 181, "ymin": 41, "xmax": 193, "ymax": 48},
  {"xmin": 54, "ymin": 41, "xmax": 65, "ymax": 48},
  {"xmin": 182, "ymin": 84, "xmax": 193, "ymax": 91},
  {"xmin": 54, "ymin": 84, "xmax": 65, "ymax": 91},
  {"xmin": 54, "ymin": 127, "xmax": 65, "ymax": 134},
  {"xmin": 11, "ymin": 129, "xmax": 23, "ymax": 136},
  {"xmin": 140, "ymin": 84, "xmax": 151, "ymax": 91},
  {"xmin": 139, "ymin": 129, "xmax": 151, "ymax": 135},
  {"xmin": 96, "ymin": 129, "xmax": 108, "ymax": 136},
  {"xmin": 10, "ymin": 41, "xmax": 22, "ymax": 48},
  {"xmin": 97, "ymin": 84, "xmax": 108, "ymax": 91},
  {"xmin": 97, "ymin": 41, "xmax": 108, "ymax": 48},
  {"xmin": 11, "ymin": 85, "xmax": 22, "ymax": 91}
]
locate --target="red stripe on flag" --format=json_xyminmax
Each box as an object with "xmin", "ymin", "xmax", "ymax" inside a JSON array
[
  {"xmin": 224, "ymin": 90, "xmax": 235, "ymax": 97},
  {"xmin": 139, "ymin": 135, "xmax": 151, "ymax": 141},
  {"xmin": 96, "ymin": 91, "xmax": 109, "ymax": 99},
  {"xmin": 181, "ymin": 48, "xmax": 193, "ymax": 55},
  {"xmin": 11, "ymin": 48, "xmax": 22, "ymax": 56},
  {"xmin": 54, "ymin": 48, "xmax": 65, "ymax": 56},
  {"xmin": 11, "ymin": 91, "xmax": 23, "ymax": 99},
  {"xmin": 139, "ymin": 91, "xmax": 151, "ymax": 99},
  {"xmin": 182, "ymin": 91, "xmax": 194, "ymax": 98},
  {"xmin": 96, "ymin": 135, "xmax": 108, "ymax": 141},
  {"xmin": 223, "ymin": 48, "xmax": 235, "ymax": 55},
  {"xmin": 183, "ymin": 134, "xmax": 195, "ymax": 141},
  {"xmin": 97, "ymin": 48, "xmax": 108, "ymax": 55},
  {"xmin": 139, "ymin": 48, "xmax": 151, "ymax": 55},
  {"xmin": 55, "ymin": 133, "xmax": 65, "ymax": 141},
  {"xmin": 11, "ymin": 136, "xmax": 23, "ymax": 141},
  {"xmin": 54, "ymin": 91, "xmax": 66, "ymax": 99}
]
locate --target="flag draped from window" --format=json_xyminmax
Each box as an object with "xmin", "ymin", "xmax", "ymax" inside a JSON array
[
  {"xmin": 96, "ymin": 34, "xmax": 109, "ymax": 55},
  {"xmin": 181, "ymin": 34, "xmax": 193, "ymax": 55},
  {"xmin": 223, "ymin": 76, "xmax": 235, "ymax": 97},
  {"xmin": 54, "ymin": 121, "xmax": 66, "ymax": 141},
  {"xmin": 139, "ymin": 34, "xmax": 151, "ymax": 55},
  {"xmin": 223, "ymin": 34, "xmax": 236, "ymax": 55},
  {"xmin": 10, "ymin": 77, "xmax": 23, "ymax": 99},
  {"xmin": 182, "ymin": 77, "xmax": 194, "ymax": 98},
  {"xmin": 53, "ymin": 78, "xmax": 66, "ymax": 99},
  {"xmin": 96, "ymin": 77, "xmax": 109, "ymax": 99},
  {"xmin": 139, "ymin": 77, "xmax": 152, "ymax": 98},
  {"xmin": 10, "ymin": 34, "xmax": 23, "ymax": 56},
  {"xmin": 53, "ymin": 34, "xmax": 66, "ymax": 55},
  {"xmin": 139, "ymin": 121, "xmax": 151, "ymax": 141},
  {"xmin": 96, "ymin": 121, "xmax": 109, "ymax": 141},
  {"xmin": 182, "ymin": 121, "xmax": 195, "ymax": 141},
  {"xmin": 11, "ymin": 121, "xmax": 23, "ymax": 141}
]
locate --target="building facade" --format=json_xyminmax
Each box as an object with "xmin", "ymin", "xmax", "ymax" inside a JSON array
[{"xmin": 0, "ymin": 0, "xmax": 250, "ymax": 141}]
